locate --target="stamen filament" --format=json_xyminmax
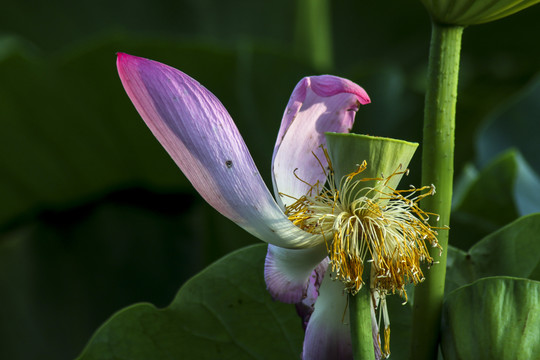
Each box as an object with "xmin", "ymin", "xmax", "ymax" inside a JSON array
[{"xmin": 285, "ymin": 153, "xmax": 443, "ymax": 359}]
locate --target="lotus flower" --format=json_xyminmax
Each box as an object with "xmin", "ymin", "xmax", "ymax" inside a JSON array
[{"xmin": 117, "ymin": 53, "xmax": 439, "ymax": 359}]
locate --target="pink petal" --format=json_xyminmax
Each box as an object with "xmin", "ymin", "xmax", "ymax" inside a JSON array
[
  {"xmin": 272, "ymin": 76, "xmax": 370, "ymax": 208},
  {"xmin": 264, "ymin": 244, "xmax": 328, "ymax": 303},
  {"xmin": 295, "ymin": 257, "xmax": 329, "ymax": 330},
  {"xmin": 302, "ymin": 271, "xmax": 353, "ymax": 360},
  {"xmin": 117, "ymin": 53, "xmax": 322, "ymax": 248}
]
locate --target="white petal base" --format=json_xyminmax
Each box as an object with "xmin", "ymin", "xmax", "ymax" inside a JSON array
[
  {"xmin": 302, "ymin": 272, "xmax": 353, "ymax": 360},
  {"xmin": 264, "ymin": 244, "xmax": 328, "ymax": 303}
]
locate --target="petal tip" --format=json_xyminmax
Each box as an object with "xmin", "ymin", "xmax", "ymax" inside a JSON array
[
  {"xmin": 310, "ymin": 74, "xmax": 371, "ymax": 106},
  {"xmin": 116, "ymin": 52, "xmax": 139, "ymax": 75},
  {"xmin": 116, "ymin": 51, "xmax": 132, "ymax": 64},
  {"xmin": 116, "ymin": 52, "xmax": 152, "ymax": 73}
]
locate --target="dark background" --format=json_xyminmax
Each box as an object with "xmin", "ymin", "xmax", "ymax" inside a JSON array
[{"xmin": 1, "ymin": 1, "xmax": 539, "ymax": 359}]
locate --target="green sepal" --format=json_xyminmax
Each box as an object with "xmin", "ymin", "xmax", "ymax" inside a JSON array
[{"xmin": 421, "ymin": 0, "xmax": 540, "ymax": 25}]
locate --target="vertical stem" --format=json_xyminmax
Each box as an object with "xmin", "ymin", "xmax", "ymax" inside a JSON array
[
  {"xmin": 349, "ymin": 289, "xmax": 375, "ymax": 360},
  {"xmin": 410, "ymin": 22, "xmax": 464, "ymax": 360},
  {"xmin": 294, "ymin": 0, "xmax": 333, "ymax": 71}
]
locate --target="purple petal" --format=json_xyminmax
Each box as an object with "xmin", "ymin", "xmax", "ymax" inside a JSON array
[
  {"xmin": 117, "ymin": 53, "xmax": 322, "ymax": 248},
  {"xmin": 295, "ymin": 257, "xmax": 329, "ymax": 330},
  {"xmin": 264, "ymin": 244, "xmax": 328, "ymax": 303},
  {"xmin": 302, "ymin": 271, "xmax": 353, "ymax": 360},
  {"xmin": 272, "ymin": 76, "xmax": 370, "ymax": 207}
]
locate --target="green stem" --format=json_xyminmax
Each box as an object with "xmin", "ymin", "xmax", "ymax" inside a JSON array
[
  {"xmin": 294, "ymin": 0, "xmax": 333, "ymax": 71},
  {"xmin": 349, "ymin": 289, "xmax": 375, "ymax": 360},
  {"xmin": 410, "ymin": 22, "xmax": 464, "ymax": 360}
]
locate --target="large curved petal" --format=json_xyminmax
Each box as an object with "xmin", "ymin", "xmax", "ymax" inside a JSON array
[
  {"xmin": 117, "ymin": 53, "xmax": 322, "ymax": 248},
  {"xmin": 264, "ymin": 244, "xmax": 328, "ymax": 303},
  {"xmin": 302, "ymin": 271, "xmax": 353, "ymax": 360},
  {"xmin": 272, "ymin": 76, "xmax": 370, "ymax": 208}
]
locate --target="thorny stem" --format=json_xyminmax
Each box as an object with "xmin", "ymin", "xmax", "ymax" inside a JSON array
[{"xmin": 410, "ymin": 22, "xmax": 464, "ymax": 360}]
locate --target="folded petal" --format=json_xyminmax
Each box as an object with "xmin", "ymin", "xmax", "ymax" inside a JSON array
[
  {"xmin": 264, "ymin": 244, "xmax": 328, "ymax": 303},
  {"xmin": 117, "ymin": 53, "xmax": 322, "ymax": 248},
  {"xmin": 302, "ymin": 271, "xmax": 353, "ymax": 360},
  {"xmin": 272, "ymin": 76, "xmax": 370, "ymax": 208},
  {"xmin": 295, "ymin": 256, "xmax": 329, "ymax": 331}
]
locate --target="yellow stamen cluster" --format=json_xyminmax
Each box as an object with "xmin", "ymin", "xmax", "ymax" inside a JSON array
[{"xmin": 285, "ymin": 157, "xmax": 442, "ymax": 299}]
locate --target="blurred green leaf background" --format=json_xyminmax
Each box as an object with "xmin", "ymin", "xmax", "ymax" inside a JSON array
[{"xmin": 1, "ymin": 1, "xmax": 539, "ymax": 359}]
